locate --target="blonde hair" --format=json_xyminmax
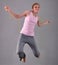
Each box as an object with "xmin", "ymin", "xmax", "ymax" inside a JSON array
[{"xmin": 32, "ymin": 3, "xmax": 40, "ymax": 9}]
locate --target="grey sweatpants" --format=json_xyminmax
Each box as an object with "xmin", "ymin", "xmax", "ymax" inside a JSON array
[{"xmin": 16, "ymin": 34, "xmax": 40, "ymax": 58}]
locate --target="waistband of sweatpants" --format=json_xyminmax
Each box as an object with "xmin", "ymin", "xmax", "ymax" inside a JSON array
[{"xmin": 20, "ymin": 33, "xmax": 34, "ymax": 38}]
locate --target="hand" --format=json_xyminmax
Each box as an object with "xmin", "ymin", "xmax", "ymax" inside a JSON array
[
  {"xmin": 46, "ymin": 20, "xmax": 51, "ymax": 24},
  {"xmin": 4, "ymin": 6, "xmax": 11, "ymax": 12},
  {"xmin": 44, "ymin": 20, "xmax": 49, "ymax": 24},
  {"xmin": 48, "ymin": 21, "xmax": 51, "ymax": 23}
]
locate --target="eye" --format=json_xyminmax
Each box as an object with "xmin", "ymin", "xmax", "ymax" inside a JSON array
[
  {"xmin": 35, "ymin": 6, "xmax": 40, "ymax": 8},
  {"xmin": 38, "ymin": 7, "xmax": 40, "ymax": 8},
  {"xmin": 35, "ymin": 7, "xmax": 37, "ymax": 8}
]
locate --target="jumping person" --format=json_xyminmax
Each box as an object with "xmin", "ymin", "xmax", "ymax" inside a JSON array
[{"xmin": 4, "ymin": 2, "xmax": 50, "ymax": 62}]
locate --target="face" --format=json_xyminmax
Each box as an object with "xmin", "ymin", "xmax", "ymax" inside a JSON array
[{"xmin": 33, "ymin": 4, "xmax": 40, "ymax": 14}]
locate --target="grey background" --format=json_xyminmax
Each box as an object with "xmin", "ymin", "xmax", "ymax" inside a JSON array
[{"xmin": 0, "ymin": 0, "xmax": 58, "ymax": 65}]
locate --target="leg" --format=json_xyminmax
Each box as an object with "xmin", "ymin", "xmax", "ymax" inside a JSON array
[
  {"xmin": 28, "ymin": 37, "xmax": 40, "ymax": 58},
  {"xmin": 16, "ymin": 34, "xmax": 26, "ymax": 62},
  {"xmin": 17, "ymin": 42, "xmax": 26, "ymax": 58}
]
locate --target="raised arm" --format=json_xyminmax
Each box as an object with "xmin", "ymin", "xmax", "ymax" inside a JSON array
[
  {"xmin": 37, "ymin": 17, "xmax": 50, "ymax": 27},
  {"xmin": 4, "ymin": 6, "xmax": 30, "ymax": 19}
]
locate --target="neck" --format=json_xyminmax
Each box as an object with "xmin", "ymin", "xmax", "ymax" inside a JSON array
[{"xmin": 31, "ymin": 10, "xmax": 37, "ymax": 17}]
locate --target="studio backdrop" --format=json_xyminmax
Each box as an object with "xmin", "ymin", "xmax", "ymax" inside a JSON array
[{"xmin": 0, "ymin": 0, "xmax": 58, "ymax": 65}]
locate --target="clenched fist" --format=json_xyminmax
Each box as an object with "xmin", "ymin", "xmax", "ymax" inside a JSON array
[{"xmin": 4, "ymin": 6, "xmax": 11, "ymax": 12}]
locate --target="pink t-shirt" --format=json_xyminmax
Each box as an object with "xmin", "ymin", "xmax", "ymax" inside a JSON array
[{"xmin": 20, "ymin": 12, "xmax": 38, "ymax": 36}]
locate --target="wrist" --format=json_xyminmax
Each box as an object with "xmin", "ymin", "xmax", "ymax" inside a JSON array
[{"xmin": 7, "ymin": 8, "xmax": 11, "ymax": 13}]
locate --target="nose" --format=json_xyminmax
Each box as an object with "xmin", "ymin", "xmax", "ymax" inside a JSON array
[
  {"xmin": 35, "ymin": 7, "xmax": 40, "ymax": 10},
  {"xmin": 36, "ymin": 8, "xmax": 39, "ymax": 11}
]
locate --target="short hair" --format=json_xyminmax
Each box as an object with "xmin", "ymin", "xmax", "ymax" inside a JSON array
[{"xmin": 32, "ymin": 3, "xmax": 40, "ymax": 9}]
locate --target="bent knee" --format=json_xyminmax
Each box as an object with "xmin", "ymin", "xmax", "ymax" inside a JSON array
[
  {"xmin": 34, "ymin": 52, "xmax": 40, "ymax": 58},
  {"xmin": 17, "ymin": 52, "xmax": 26, "ymax": 58}
]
